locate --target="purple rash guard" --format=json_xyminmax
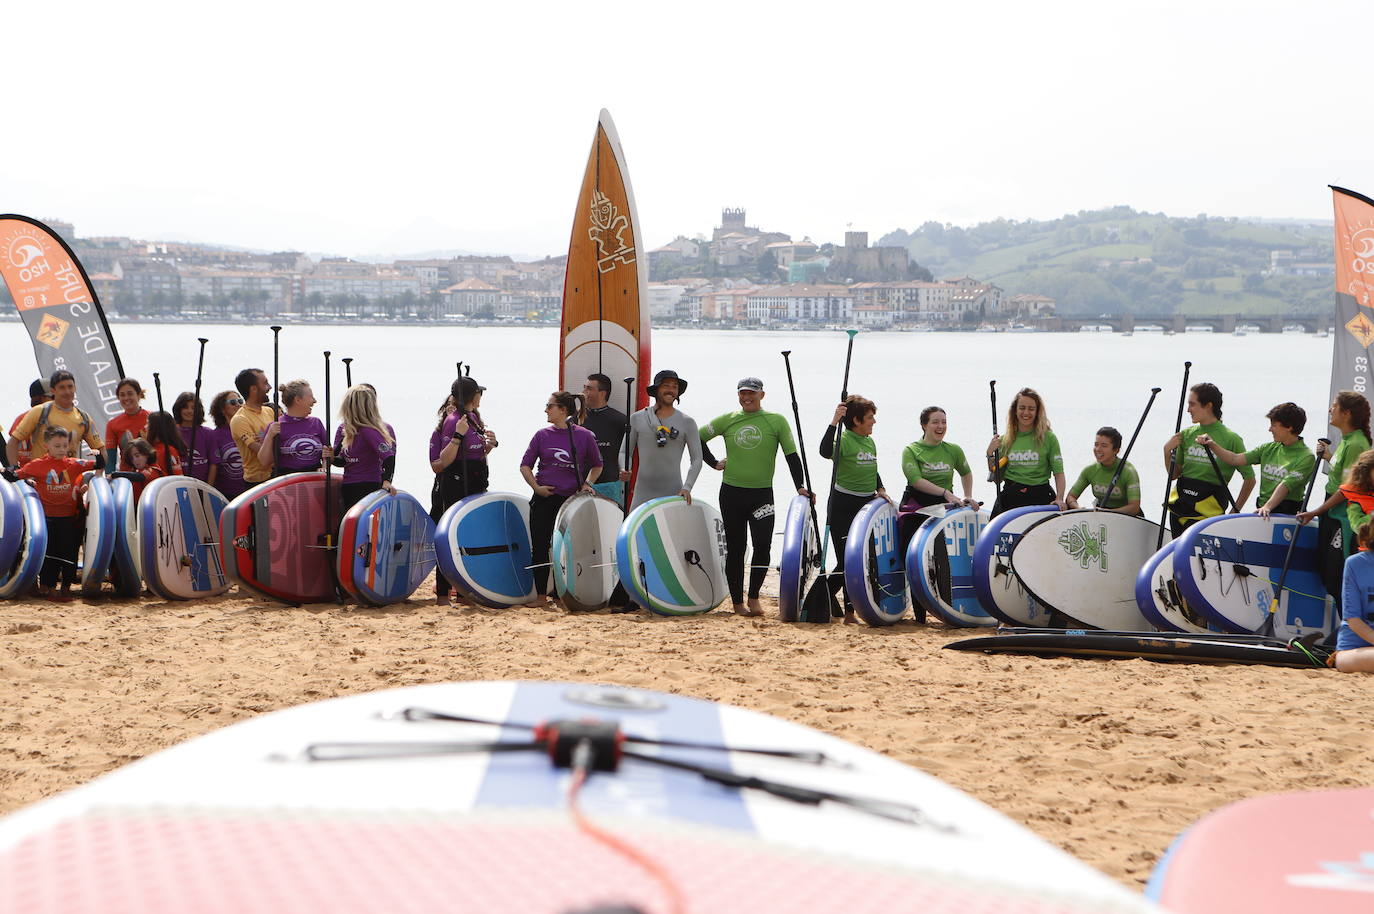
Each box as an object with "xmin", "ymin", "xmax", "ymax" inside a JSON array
[
  {"xmin": 339, "ymin": 425, "xmax": 396, "ymax": 484},
  {"xmin": 208, "ymin": 425, "xmax": 246, "ymax": 499},
  {"xmin": 276, "ymin": 414, "xmax": 328, "ymax": 472},
  {"xmin": 521, "ymin": 425, "xmax": 602, "ymax": 496}
]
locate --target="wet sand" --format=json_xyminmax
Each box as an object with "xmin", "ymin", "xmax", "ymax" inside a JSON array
[{"xmin": 1, "ymin": 585, "xmax": 1367, "ymax": 889}]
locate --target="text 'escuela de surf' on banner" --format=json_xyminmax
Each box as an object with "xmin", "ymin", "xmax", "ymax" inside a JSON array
[{"xmin": 0, "ymin": 215, "xmax": 124, "ymax": 418}]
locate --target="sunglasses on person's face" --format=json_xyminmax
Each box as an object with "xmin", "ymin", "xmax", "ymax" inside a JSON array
[{"xmin": 228, "ymin": 398, "xmax": 245, "ymax": 405}]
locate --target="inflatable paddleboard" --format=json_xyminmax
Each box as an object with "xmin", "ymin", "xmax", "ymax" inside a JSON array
[
  {"xmin": 221, "ymin": 472, "xmax": 341, "ymax": 605},
  {"xmin": 905, "ymin": 505, "xmax": 992, "ymax": 627},
  {"xmin": 1147, "ymin": 787, "xmax": 1374, "ymax": 913},
  {"xmin": 0, "ymin": 479, "xmax": 42, "ymax": 598},
  {"xmin": 138, "ymin": 476, "xmax": 230, "ymax": 601},
  {"xmin": 844, "ymin": 498, "xmax": 908, "ymax": 626},
  {"xmin": 107, "ymin": 476, "xmax": 142, "ymax": 598},
  {"xmin": 559, "ymin": 110, "xmax": 650, "ymax": 462},
  {"xmin": 1011, "ymin": 510, "xmax": 1163, "ymax": 630},
  {"xmin": 972, "ymin": 505, "xmax": 1057, "ymax": 626},
  {"xmin": 0, "ymin": 478, "xmax": 26, "ymax": 584},
  {"xmin": 777, "ymin": 493, "xmax": 819, "ymax": 622},
  {"xmin": 550, "ymin": 492, "xmax": 621, "ymax": 612},
  {"xmin": 337, "ymin": 489, "xmax": 436, "ymax": 606},
  {"xmin": 435, "ymin": 492, "xmax": 536, "ymax": 608},
  {"xmin": 78, "ymin": 474, "xmax": 116, "ymax": 595},
  {"xmin": 617, "ymin": 495, "xmax": 727, "ymax": 615},
  {"xmin": 1173, "ymin": 513, "xmax": 1336, "ymax": 640},
  {"xmin": 0, "ymin": 680, "xmax": 1161, "ymax": 914},
  {"xmin": 1135, "ymin": 541, "xmax": 1211, "ymax": 633},
  {"xmin": 945, "ymin": 629, "xmax": 1331, "ymax": 668}
]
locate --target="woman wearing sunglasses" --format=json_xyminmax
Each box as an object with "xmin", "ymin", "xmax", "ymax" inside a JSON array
[{"xmin": 207, "ymin": 390, "xmax": 248, "ymax": 499}]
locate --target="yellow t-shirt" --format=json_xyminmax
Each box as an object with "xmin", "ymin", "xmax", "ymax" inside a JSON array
[
  {"xmin": 229, "ymin": 404, "xmax": 274, "ymax": 484},
  {"xmin": 12, "ymin": 403, "xmax": 105, "ymax": 462}
]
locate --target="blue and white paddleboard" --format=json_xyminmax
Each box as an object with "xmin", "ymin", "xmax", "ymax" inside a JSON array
[
  {"xmin": 108, "ymin": 477, "xmax": 142, "ymax": 598},
  {"xmin": 1135, "ymin": 541, "xmax": 1211, "ymax": 634},
  {"xmin": 1010, "ymin": 510, "xmax": 1163, "ymax": 631},
  {"xmin": 78, "ymin": 475, "xmax": 116, "ymax": 596},
  {"xmin": 0, "ymin": 478, "xmax": 25, "ymax": 579},
  {"xmin": 338, "ymin": 489, "xmax": 437, "ymax": 607},
  {"xmin": 1172, "ymin": 513, "xmax": 1336, "ymax": 640},
  {"xmin": 905, "ymin": 506, "xmax": 993, "ymax": 627},
  {"xmin": 551, "ymin": 493, "xmax": 622, "ymax": 612},
  {"xmin": 435, "ymin": 492, "xmax": 536, "ymax": 608},
  {"xmin": 777, "ymin": 493, "xmax": 818, "ymax": 622},
  {"xmin": 0, "ymin": 680, "xmax": 1161, "ymax": 914},
  {"xmin": 137, "ymin": 477, "xmax": 231, "ymax": 601},
  {"xmin": 617, "ymin": 496, "xmax": 728, "ymax": 615},
  {"xmin": 0, "ymin": 482, "xmax": 48, "ymax": 599},
  {"xmin": 843, "ymin": 498, "xmax": 908, "ymax": 626},
  {"xmin": 972, "ymin": 505, "xmax": 1058, "ymax": 626}
]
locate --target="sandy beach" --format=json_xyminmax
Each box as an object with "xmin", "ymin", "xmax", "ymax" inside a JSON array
[{"xmin": 1, "ymin": 582, "xmax": 1367, "ymax": 891}]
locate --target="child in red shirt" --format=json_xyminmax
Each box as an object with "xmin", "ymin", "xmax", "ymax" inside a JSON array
[
  {"xmin": 111, "ymin": 438, "xmax": 166, "ymax": 502},
  {"xmin": 16, "ymin": 427, "xmax": 94, "ymax": 601}
]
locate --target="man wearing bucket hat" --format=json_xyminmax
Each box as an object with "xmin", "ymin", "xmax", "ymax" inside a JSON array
[
  {"xmin": 619, "ymin": 369, "xmax": 703, "ymax": 511},
  {"xmin": 700, "ymin": 377, "xmax": 810, "ymax": 617}
]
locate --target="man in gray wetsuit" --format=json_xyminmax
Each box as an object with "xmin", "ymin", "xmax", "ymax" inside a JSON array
[
  {"xmin": 619, "ymin": 369, "xmax": 703, "ymax": 509},
  {"xmin": 612, "ymin": 369, "xmax": 704, "ymax": 612}
]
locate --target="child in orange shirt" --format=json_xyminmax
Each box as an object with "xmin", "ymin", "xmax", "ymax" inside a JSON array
[
  {"xmin": 15, "ymin": 427, "xmax": 95, "ymax": 602},
  {"xmin": 111, "ymin": 438, "xmax": 166, "ymax": 503}
]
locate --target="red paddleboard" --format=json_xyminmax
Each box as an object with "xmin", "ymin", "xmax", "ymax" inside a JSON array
[
  {"xmin": 1147, "ymin": 787, "xmax": 1374, "ymax": 912},
  {"xmin": 220, "ymin": 472, "xmax": 342, "ymax": 605}
]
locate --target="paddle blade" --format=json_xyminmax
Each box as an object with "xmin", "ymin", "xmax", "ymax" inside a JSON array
[{"xmin": 800, "ymin": 572, "xmax": 840, "ymax": 623}]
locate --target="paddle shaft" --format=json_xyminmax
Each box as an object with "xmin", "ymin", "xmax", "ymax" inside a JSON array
[
  {"xmin": 1158, "ymin": 361, "xmax": 1192, "ymax": 548},
  {"xmin": 323, "ymin": 351, "xmax": 334, "ymax": 549},
  {"xmin": 1099, "ymin": 386, "xmax": 1161, "ymax": 509},
  {"xmin": 818, "ymin": 329, "xmax": 858, "ymax": 572},
  {"xmin": 987, "ymin": 380, "xmax": 1002, "ymax": 491},
  {"xmin": 781, "ymin": 350, "xmax": 823, "ymax": 556},
  {"xmin": 151, "ymin": 373, "xmax": 171, "ymax": 474},
  {"xmin": 1204, "ymin": 447, "xmax": 1239, "ymax": 511},
  {"xmin": 1263, "ymin": 439, "xmax": 1329, "ymax": 631},
  {"xmin": 271, "ymin": 325, "xmax": 283, "ymax": 474},
  {"xmin": 188, "ymin": 338, "xmax": 208, "ymax": 480},
  {"xmin": 622, "ymin": 376, "xmax": 634, "ymax": 515}
]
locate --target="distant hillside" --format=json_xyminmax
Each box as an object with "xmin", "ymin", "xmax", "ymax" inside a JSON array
[{"xmin": 878, "ymin": 206, "xmax": 1333, "ymax": 316}]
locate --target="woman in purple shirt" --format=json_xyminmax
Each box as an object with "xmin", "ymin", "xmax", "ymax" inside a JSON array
[
  {"xmin": 334, "ymin": 385, "xmax": 397, "ymax": 514},
  {"xmin": 429, "ymin": 376, "xmax": 498, "ymax": 605},
  {"xmin": 259, "ymin": 379, "xmax": 331, "ymax": 476},
  {"xmin": 207, "ymin": 390, "xmax": 247, "ymax": 500},
  {"xmin": 521, "ymin": 390, "xmax": 602, "ymax": 605},
  {"xmin": 173, "ymin": 391, "xmax": 213, "ymax": 482}
]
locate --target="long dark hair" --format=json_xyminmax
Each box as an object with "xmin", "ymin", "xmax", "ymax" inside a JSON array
[
  {"xmin": 145, "ymin": 410, "xmax": 188, "ymax": 458},
  {"xmin": 172, "ymin": 391, "xmax": 205, "ymax": 427},
  {"xmin": 1336, "ymin": 390, "xmax": 1372, "ymax": 444}
]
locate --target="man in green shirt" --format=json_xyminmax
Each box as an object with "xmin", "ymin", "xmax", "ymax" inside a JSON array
[
  {"xmin": 1199, "ymin": 401, "xmax": 1315, "ymax": 516},
  {"xmin": 700, "ymin": 377, "xmax": 809, "ymax": 617},
  {"xmin": 1162, "ymin": 382, "xmax": 1256, "ymax": 536},
  {"xmin": 1065, "ymin": 426, "xmax": 1142, "ymax": 515}
]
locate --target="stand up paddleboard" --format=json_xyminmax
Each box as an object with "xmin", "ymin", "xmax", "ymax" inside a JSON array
[
  {"xmin": 844, "ymin": 498, "xmax": 908, "ymax": 626},
  {"xmin": 777, "ymin": 493, "xmax": 819, "ymax": 622},
  {"xmin": 1172, "ymin": 514, "xmax": 1336, "ymax": 640},
  {"xmin": 971, "ymin": 505, "xmax": 1057, "ymax": 626},
  {"xmin": 617, "ymin": 496, "xmax": 727, "ymax": 615},
  {"xmin": 138, "ymin": 477, "xmax": 230, "ymax": 601},
  {"xmin": 221, "ymin": 473, "xmax": 340, "ymax": 605},
  {"xmin": 0, "ymin": 478, "xmax": 27, "ymax": 585},
  {"xmin": 945, "ymin": 629, "xmax": 1331, "ymax": 668},
  {"xmin": 78, "ymin": 474, "xmax": 116, "ymax": 596},
  {"xmin": 559, "ymin": 109, "xmax": 650, "ymax": 505},
  {"xmin": 0, "ymin": 482, "xmax": 47, "ymax": 599},
  {"xmin": 0, "ymin": 680, "xmax": 1161, "ymax": 914},
  {"xmin": 1135, "ymin": 541, "xmax": 1211, "ymax": 633},
  {"xmin": 551, "ymin": 492, "xmax": 622, "ymax": 612},
  {"xmin": 906, "ymin": 505, "xmax": 992, "ymax": 627},
  {"xmin": 337, "ymin": 489, "xmax": 436, "ymax": 607},
  {"xmin": 107, "ymin": 477, "xmax": 141, "ymax": 598},
  {"xmin": 1011, "ymin": 510, "xmax": 1163, "ymax": 630},
  {"xmin": 434, "ymin": 492, "xmax": 536, "ymax": 608},
  {"xmin": 1147, "ymin": 787, "xmax": 1374, "ymax": 913}
]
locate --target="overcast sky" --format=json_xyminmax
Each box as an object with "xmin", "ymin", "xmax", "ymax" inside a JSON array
[{"xmin": 4, "ymin": 0, "xmax": 1366, "ymax": 259}]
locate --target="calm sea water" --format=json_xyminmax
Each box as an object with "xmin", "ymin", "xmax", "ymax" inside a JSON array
[{"xmin": 2, "ymin": 322, "xmax": 1334, "ymax": 513}]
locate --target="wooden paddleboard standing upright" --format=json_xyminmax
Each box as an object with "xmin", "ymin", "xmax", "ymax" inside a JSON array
[{"xmin": 559, "ymin": 109, "xmax": 651, "ymax": 497}]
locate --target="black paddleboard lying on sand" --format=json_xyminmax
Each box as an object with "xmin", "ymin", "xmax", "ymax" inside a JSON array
[{"xmin": 943, "ymin": 628, "xmax": 1332, "ymax": 668}]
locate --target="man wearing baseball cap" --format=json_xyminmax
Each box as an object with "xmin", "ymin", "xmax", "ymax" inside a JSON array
[
  {"xmin": 8, "ymin": 379, "xmax": 53, "ymax": 466},
  {"xmin": 700, "ymin": 376, "xmax": 809, "ymax": 617}
]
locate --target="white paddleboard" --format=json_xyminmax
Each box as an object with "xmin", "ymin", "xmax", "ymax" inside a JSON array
[
  {"xmin": 971, "ymin": 505, "xmax": 1058, "ymax": 626},
  {"xmin": 617, "ymin": 496, "xmax": 728, "ymax": 615},
  {"xmin": 551, "ymin": 492, "xmax": 622, "ymax": 611},
  {"xmin": 1134, "ymin": 541, "xmax": 1211, "ymax": 634},
  {"xmin": 906, "ymin": 506, "xmax": 993, "ymax": 627}
]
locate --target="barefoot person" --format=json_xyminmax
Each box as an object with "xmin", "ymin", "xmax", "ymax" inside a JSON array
[
  {"xmin": 1065, "ymin": 426, "xmax": 1142, "ymax": 515},
  {"xmin": 520, "ymin": 390, "xmax": 601, "ymax": 607},
  {"xmin": 1197, "ymin": 402, "xmax": 1314, "ymax": 517},
  {"xmin": 699, "ymin": 376, "xmax": 809, "ymax": 617},
  {"xmin": 1162, "ymin": 382, "xmax": 1256, "ymax": 536},
  {"xmin": 820, "ymin": 395, "xmax": 887, "ymax": 624},
  {"xmin": 986, "ymin": 387, "xmax": 1064, "ymax": 517}
]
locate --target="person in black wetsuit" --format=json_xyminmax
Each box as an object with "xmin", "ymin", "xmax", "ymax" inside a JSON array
[
  {"xmin": 579, "ymin": 372, "xmax": 627, "ymax": 508},
  {"xmin": 428, "ymin": 376, "xmax": 496, "ymax": 606}
]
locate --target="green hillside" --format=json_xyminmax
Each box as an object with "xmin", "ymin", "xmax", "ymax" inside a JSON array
[{"xmin": 881, "ymin": 206, "xmax": 1333, "ymax": 317}]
